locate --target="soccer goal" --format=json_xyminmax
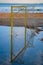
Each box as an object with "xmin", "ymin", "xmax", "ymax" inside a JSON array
[{"xmin": 10, "ymin": 6, "xmax": 27, "ymax": 62}]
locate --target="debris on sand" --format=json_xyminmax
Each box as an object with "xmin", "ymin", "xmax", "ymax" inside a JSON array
[{"xmin": 27, "ymin": 25, "xmax": 35, "ymax": 29}]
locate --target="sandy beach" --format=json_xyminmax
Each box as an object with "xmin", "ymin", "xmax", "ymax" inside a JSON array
[{"xmin": 0, "ymin": 13, "xmax": 43, "ymax": 27}]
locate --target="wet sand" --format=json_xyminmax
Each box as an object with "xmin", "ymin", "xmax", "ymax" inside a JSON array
[{"xmin": 0, "ymin": 13, "xmax": 43, "ymax": 27}]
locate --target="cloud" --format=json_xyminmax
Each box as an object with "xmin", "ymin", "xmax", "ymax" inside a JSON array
[
  {"xmin": 12, "ymin": 0, "xmax": 43, "ymax": 3},
  {"xmin": 0, "ymin": 0, "xmax": 12, "ymax": 3},
  {"xmin": 0, "ymin": 0, "xmax": 43, "ymax": 3}
]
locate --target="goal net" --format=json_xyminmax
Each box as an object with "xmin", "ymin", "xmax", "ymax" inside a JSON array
[{"xmin": 10, "ymin": 6, "xmax": 27, "ymax": 62}]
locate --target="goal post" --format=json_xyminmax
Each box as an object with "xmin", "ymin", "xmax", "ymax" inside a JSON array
[{"xmin": 10, "ymin": 6, "xmax": 27, "ymax": 62}]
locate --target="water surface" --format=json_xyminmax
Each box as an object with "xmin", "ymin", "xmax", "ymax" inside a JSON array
[{"xmin": 0, "ymin": 26, "xmax": 43, "ymax": 65}]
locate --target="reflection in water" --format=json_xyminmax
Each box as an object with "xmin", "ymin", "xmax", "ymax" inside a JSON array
[
  {"xmin": 40, "ymin": 38, "xmax": 43, "ymax": 42},
  {"xmin": 0, "ymin": 26, "xmax": 43, "ymax": 65},
  {"xmin": 26, "ymin": 28, "xmax": 36, "ymax": 48}
]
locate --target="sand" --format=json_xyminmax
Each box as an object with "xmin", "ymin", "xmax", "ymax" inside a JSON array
[
  {"xmin": 0, "ymin": 13, "xmax": 43, "ymax": 27},
  {"xmin": 0, "ymin": 13, "xmax": 43, "ymax": 18}
]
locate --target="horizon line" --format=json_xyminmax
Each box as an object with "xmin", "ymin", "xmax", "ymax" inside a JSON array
[{"xmin": 0, "ymin": 3, "xmax": 43, "ymax": 7}]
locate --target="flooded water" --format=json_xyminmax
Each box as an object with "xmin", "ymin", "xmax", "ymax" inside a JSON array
[{"xmin": 0, "ymin": 26, "xmax": 43, "ymax": 65}]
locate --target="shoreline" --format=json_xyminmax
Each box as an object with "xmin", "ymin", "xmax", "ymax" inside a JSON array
[{"xmin": 0, "ymin": 13, "xmax": 43, "ymax": 27}]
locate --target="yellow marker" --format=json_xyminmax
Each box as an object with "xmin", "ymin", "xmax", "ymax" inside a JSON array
[
  {"xmin": 24, "ymin": 6, "xmax": 27, "ymax": 48},
  {"xmin": 10, "ymin": 6, "xmax": 13, "ymax": 62}
]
